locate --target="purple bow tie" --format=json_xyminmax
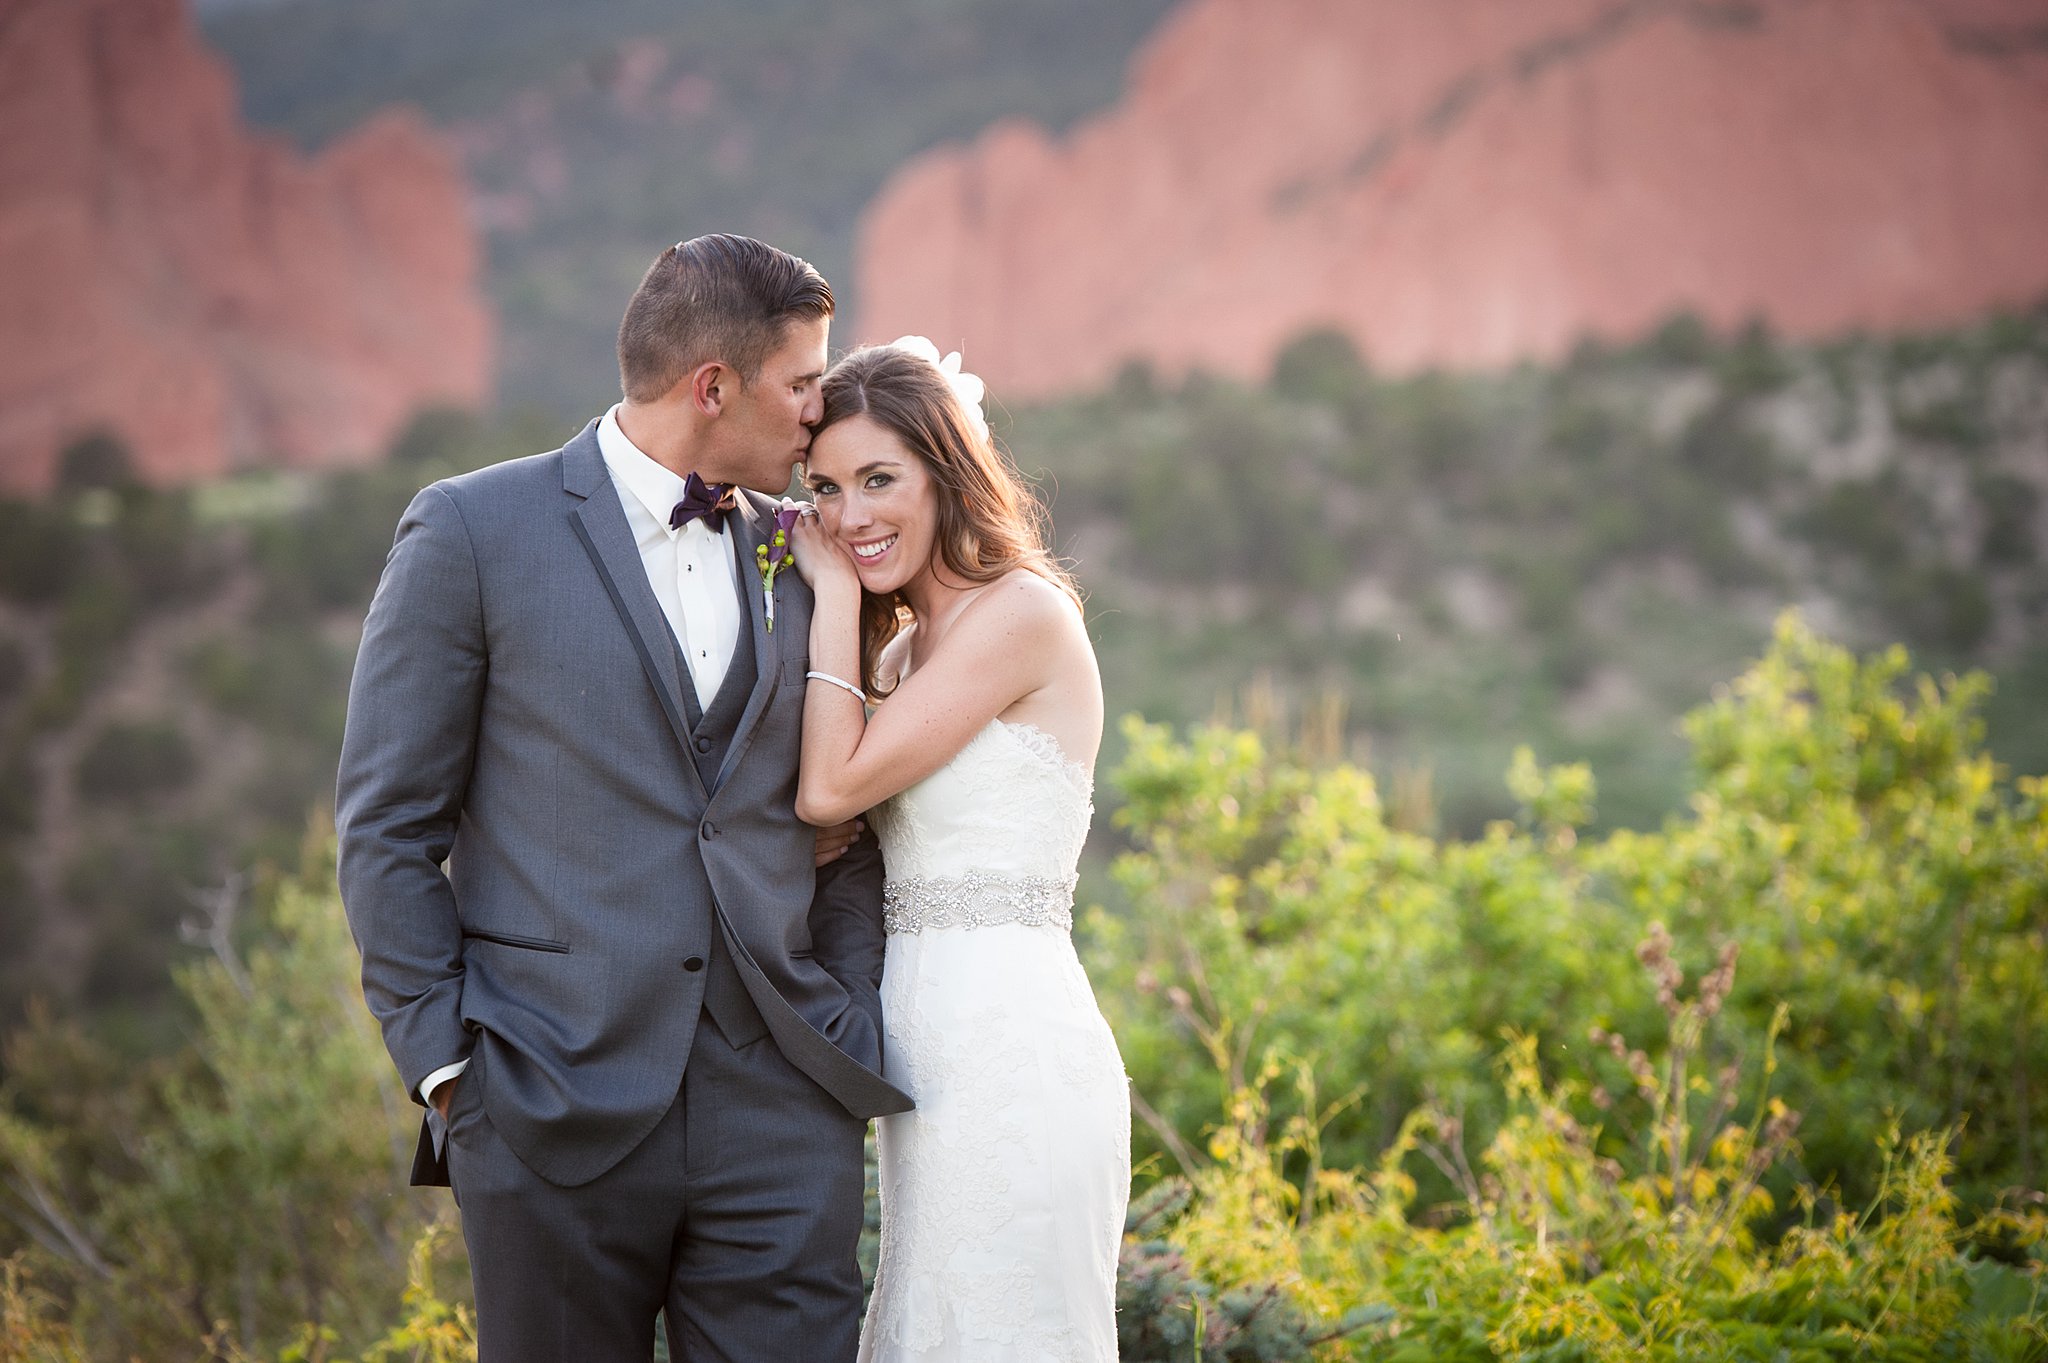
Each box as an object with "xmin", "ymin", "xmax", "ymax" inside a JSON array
[{"xmin": 669, "ymin": 472, "xmax": 734, "ymax": 532}]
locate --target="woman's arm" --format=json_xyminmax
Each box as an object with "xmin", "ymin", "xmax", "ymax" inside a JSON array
[{"xmin": 790, "ymin": 524, "xmax": 1069, "ymax": 825}]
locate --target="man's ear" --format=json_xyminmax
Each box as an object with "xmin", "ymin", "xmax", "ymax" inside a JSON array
[{"xmin": 688, "ymin": 360, "xmax": 732, "ymax": 417}]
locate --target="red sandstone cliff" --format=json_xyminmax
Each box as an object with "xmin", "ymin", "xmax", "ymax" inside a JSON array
[
  {"xmin": 855, "ymin": 0, "xmax": 2048, "ymax": 397},
  {"xmin": 0, "ymin": 0, "xmax": 492, "ymax": 493}
]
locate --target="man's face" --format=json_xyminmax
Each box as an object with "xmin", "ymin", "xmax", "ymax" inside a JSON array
[{"xmin": 713, "ymin": 315, "xmax": 829, "ymax": 492}]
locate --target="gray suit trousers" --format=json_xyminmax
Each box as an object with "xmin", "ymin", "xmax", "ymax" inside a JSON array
[{"xmin": 447, "ymin": 1006, "xmax": 867, "ymax": 1362}]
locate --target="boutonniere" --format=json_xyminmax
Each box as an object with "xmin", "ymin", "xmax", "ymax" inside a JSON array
[{"xmin": 755, "ymin": 504, "xmax": 801, "ymax": 632}]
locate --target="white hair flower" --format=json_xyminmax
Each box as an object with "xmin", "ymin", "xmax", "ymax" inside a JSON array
[{"xmin": 885, "ymin": 335, "xmax": 989, "ymax": 442}]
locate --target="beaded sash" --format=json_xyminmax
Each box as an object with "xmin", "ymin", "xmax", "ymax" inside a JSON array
[{"xmin": 882, "ymin": 871, "xmax": 1077, "ymax": 935}]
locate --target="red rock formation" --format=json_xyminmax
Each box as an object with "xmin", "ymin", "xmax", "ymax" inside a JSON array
[
  {"xmin": 0, "ymin": 0, "xmax": 492, "ymax": 494},
  {"xmin": 855, "ymin": 0, "xmax": 2048, "ymax": 398}
]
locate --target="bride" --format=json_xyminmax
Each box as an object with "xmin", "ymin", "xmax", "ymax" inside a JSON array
[{"xmin": 789, "ymin": 337, "xmax": 1130, "ymax": 1362}]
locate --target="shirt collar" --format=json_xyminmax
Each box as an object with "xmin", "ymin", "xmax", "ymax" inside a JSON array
[{"xmin": 597, "ymin": 403, "xmax": 692, "ymax": 534}]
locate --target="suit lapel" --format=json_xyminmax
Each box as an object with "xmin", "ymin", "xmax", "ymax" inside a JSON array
[
  {"xmin": 713, "ymin": 491, "xmax": 785, "ymax": 793},
  {"xmin": 561, "ymin": 425, "xmax": 711, "ymax": 805}
]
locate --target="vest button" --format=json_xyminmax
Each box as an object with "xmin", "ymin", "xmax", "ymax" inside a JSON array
[
  {"xmin": 682, "ymin": 956, "xmax": 704, "ymax": 972},
  {"xmin": 695, "ymin": 736, "xmax": 713, "ymax": 753}
]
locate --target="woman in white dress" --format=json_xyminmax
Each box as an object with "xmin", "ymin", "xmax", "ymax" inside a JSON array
[{"xmin": 789, "ymin": 337, "xmax": 1130, "ymax": 1363}]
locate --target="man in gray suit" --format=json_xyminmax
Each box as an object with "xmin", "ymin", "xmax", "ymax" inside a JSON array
[{"xmin": 337, "ymin": 234, "xmax": 909, "ymax": 1360}]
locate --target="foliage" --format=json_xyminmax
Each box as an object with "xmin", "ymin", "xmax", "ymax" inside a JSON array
[
  {"xmin": 1084, "ymin": 615, "xmax": 2048, "ymax": 1221},
  {"xmin": 73, "ymin": 720, "xmax": 196, "ymax": 803},
  {"xmin": 1118, "ymin": 1195, "xmax": 1394, "ymax": 1362},
  {"xmin": 1020, "ymin": 302, "xmax": 2048, "ymax": 838},
  {"xmin": 0, "ymin": 845, "xmax": 442, "ymax": 1359},
  {"xmin": 0, "ymin": 407, "xmax": 562, "ymax": 1030},
  {"xmin": 6, "ymin": 307, "xmax": 2045, "ymax": 1032},
  {"xmin": 1133, "ymin": 1015, "xmax": 2048, "ymax": 1360}
]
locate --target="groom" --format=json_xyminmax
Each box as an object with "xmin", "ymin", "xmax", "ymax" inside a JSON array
[{"xmin": 336, "ymin": 234, "xmax": 910, "ymax": 1361}]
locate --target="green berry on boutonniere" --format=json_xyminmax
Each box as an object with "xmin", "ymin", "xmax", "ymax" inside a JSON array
[{"xmin": 758, "ymin": 506, "xmax": 801, "ymax": 631}]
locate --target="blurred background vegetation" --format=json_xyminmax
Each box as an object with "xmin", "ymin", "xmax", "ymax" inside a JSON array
[{"xmin": 3, "ymin": 306, "xmax": 2043, "ymax": 1042}]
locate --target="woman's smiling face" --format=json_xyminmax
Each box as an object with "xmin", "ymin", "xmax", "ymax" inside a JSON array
[{"xmin": 804, "ymin": 413, "xmax": 941, "ymax": 597}]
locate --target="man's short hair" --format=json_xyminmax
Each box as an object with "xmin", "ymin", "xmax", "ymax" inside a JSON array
[{"xmin": 617, "ymin": 234, "xmax": 834, "ymax": 402}]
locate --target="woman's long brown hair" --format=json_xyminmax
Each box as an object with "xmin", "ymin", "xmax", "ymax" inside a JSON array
[{"xmin": 811, "ymin": 345, "xmax": 1079, "ymax": 696}]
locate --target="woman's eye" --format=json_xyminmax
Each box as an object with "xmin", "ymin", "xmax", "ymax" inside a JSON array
[
  {"xmin": 811, "ymin": 482, "xmax": 839, "ymax": 497},
  {"xmin": 866, "ymin": 474, "xmax": 892, "ymax": 490}
]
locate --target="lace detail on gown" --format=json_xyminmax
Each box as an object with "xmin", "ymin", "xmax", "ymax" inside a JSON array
[{"xmin": 859, "ymin": 720, "xmax": 1130, "ymax": 1363}]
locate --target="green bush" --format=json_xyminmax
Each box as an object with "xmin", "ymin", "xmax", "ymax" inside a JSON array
[
  {"xmin": 1272, "ymin": 330, "xmax": 1371, "ymax": 409},
  {"xmin": 0, "ymin": 853, "xmax": 437, "ymax": 1359},
  {"xmin": 1799, "ymin": 473, "xmax": 1915, "ymax": 565},
  {"xmin": 1644, "ymin": 312, "xmax": 1714, "ymax": 369},
  {"xmin": 1713, "ymin": 320, "xmax": 1795, "ymax": 397},
  {"xmin": 74, "ymin": 721, "xmax": 196, "ymax": 804},
  {"xmin": 48, "ymin": 578, "xmax": 138, "ymax": 705},
  {"xmin": 0, "ymin": 746, "xmax": 37, "ymax": 839},
  {"xmin": 1136, "ymin": 1023, "xmax": 2048, "ymax": 1360},
  {"xmin": 0, "ymin": 638, "xmax": 28, "ymax": 705},
  {"xmin": 53, "ymin": 433, "xmax": 135, "ymax": 496},
  {"xmin": 0, "ymin": 502, "xmax": 81, "ymax": 606},
  {"xmin": 1085, "ymin": 615, "xmax": 2048, "ymax": 1216},
  {"xmin": 1879, "ymin": 563, "xmax": 1995, "ymax": 655},
  {"xmin": 1978, "ymin": 473, "xmax": 2040, "ymax": 567}
]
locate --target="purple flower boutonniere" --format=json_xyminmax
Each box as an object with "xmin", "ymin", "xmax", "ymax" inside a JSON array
[{"xmin": 756, "ymin": 504, "xmax": 801, "ymax": 632}]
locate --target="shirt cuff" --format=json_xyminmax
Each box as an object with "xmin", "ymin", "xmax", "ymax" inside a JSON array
[{"xmin": 419, "ymin": 1059, "xmax": 469, "ymax": 1105}]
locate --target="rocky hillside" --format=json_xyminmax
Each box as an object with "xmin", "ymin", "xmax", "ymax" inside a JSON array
[
  {"xmin": 857, "ymin": 0, "xmax": 2048, "ymax": 397},
  {"xmin": 0, "ymin": 0, "xmax": 492, "ymax": 494},
  {"xmin": 201, "ymin": 0, "xmax": 1179, "ymax": 418}
]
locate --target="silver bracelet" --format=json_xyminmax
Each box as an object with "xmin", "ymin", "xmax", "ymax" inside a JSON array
[{"xmin": 806, "ymin": 670, "xmax": 869, "ymax": 705}]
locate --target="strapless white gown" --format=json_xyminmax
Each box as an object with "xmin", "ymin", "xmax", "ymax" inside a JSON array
[{"xmin": 858, "ymin": 719, "xmax": 1130, "ymax": 1363}]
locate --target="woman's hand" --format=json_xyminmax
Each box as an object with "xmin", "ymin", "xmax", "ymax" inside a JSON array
[{"xmin": 788, "ymin": 504, "xmax": 862, "ymax": 600}]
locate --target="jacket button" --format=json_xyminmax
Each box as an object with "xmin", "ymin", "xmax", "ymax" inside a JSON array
[
  {"xmin": 700, "ymin": 822, "xmax": 716, "ymax": 840},
  {"xmin": 695, "ymin": 736, "xmax": 713, "ymax": 753},
  {"xmin": 682, "ymin": 956, "xmax": 704, "ymax": 972}
]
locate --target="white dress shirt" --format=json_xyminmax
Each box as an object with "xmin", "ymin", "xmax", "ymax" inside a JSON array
[
  {"xmin": 595, "ymin": 404, "xmax": 744, "ymax": 709},
  {"xmin": 419, "ymin": 405, "xmax": 745, "ymax": 1106}
]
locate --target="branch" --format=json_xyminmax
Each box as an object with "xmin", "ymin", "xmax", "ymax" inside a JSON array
[
  {"xmin": 3, "ymin": 1169, "xmax": 113, "ymax": 1279},
  {"xmin": 180, "ymin": 871, "xmax": 252, "ymax": 999},
  {"xmin": 1128, "ymin": 1082, "xmax": 1203, "ymax": 1182}
]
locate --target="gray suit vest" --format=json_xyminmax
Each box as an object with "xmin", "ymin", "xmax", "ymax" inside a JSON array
[{"xmin": 674, "ymin": 583, "xmax": 769, "ymax": 1050}]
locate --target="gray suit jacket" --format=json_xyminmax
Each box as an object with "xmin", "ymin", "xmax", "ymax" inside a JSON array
[{"xmin": 336, "ymin": 420, "xmax": 911, "ymax": 1189}]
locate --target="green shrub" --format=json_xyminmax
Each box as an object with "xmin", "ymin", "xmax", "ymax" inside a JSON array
[
  {"xmin": 0, "ymin": 640, "xmax": 28, "ymax": 710},
  {"xmin": 1879, "ymin": 563, "xmax": 1995, "ymax": 654},
  {"xmin": 1978, "ymin": 473, "xmax": 2040, "ymax": 567},
  {"xmin": 1714, "ymin": 320, "xmax": 1795, "ymax": 397},
  {"xmin": 53, "ymin": 433, "xmax": 135, "ymax": 496},
  {"xmin": 1799, "ymin": 473, "xmax": 1915, "ymax": 564},
  {"xmin": 49, "ymin": 578, "xmax": 137, "ymax": 700},
  {"xmin": 0, "ymin": 854, "xmax": 435, "ymax": 1359},
  {"xmin": 1645, "ymin": 312, "xmax": 1714, "ymax": 368},
  {"xmin": 1086, "ymin": 615, "xmax": 2048, "ymax": 1217},
  {"xmin": 1140, "ymin": 1022, "xmax": 2048, "ymax": 1360},
  {"xmin": 0, "ymin": 503, "xmax": 81, "ymax": 606},
  {"xmin": 1272, "ymin": 330, "xmax": 1371, "ymax": 409},
  {"xmin": 109, "ymin": 486, "xmax": 219, "ymax": 610},
  {"xmin": 0, "ymin": 746, "xmax": 34, "ymax": 840},
  {"xmin": 73, "ymin": 721, "xmax": 196, "ymax": 805}
]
